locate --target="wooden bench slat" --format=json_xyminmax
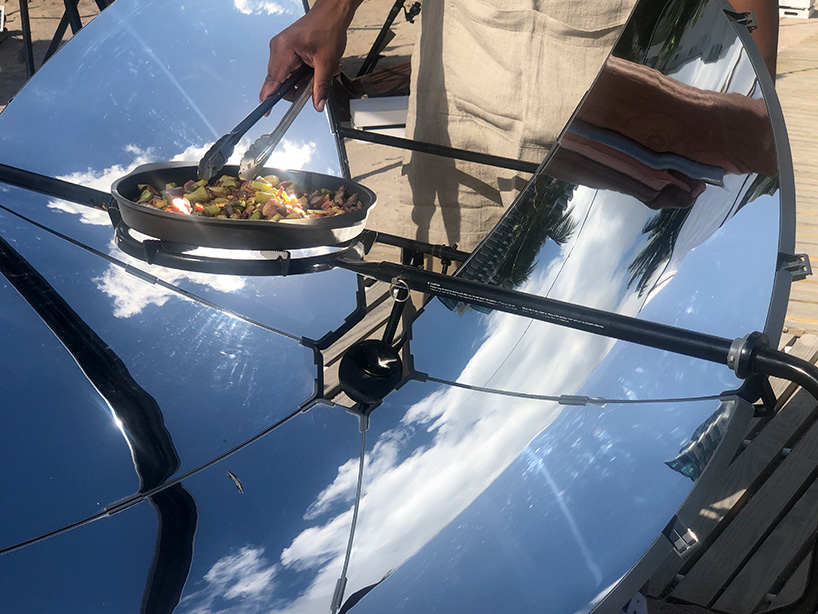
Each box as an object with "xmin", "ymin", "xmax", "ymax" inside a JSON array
[
  {"xmin": 670, "ymin": 402, "xmax": 818, "ymax": 605},
  {"xmin": 711, "ymin": 477, "xmax": 818, "ymax": 612},
  {"xmin": 771, "ymin": 335, "xmax": 818, "ymax": 407},
  {"xmin": 768, "ymin": 550, "xmax": 813, "ymax": 610},
  {"xmin": 649, "ymin": 388, "xmax": 818, "ymax": 595}
]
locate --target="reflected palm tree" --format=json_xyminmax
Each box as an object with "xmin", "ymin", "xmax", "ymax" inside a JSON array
[
  {"xmin": 616, "ymin": 0, "xmax": 706, "ymax": 68},
  {"xmin": 627, "ymin": 207, "xmax": 692, "ymax": 295},
  {"xmin": 739, "ymin": 174, "xmax": 778, "ymax": 209},
  {"xmin": 491, "ymin": 177, "xmax": 579, "ymax": 289},
  {"xmin": 458, "ymin": 175, "xmax": 579, "ymax": 292},
  {"xmin": 627, "ymin": 173, "xmax": 778, "ymax": 296}
]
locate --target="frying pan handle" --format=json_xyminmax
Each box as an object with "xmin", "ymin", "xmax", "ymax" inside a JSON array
[{"xmin": 233, "ymin": 64, "xmax": 314, "ymax": 138}]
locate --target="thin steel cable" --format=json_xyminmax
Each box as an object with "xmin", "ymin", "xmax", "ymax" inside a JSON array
[
  {"xmin": 331, "ymin": 425, "xmax": 368, "ymax": 614},
  {"xmin": 0, "ymin": 403, "xmax": 314, "ymax": 557},
  {"xmin": 420, "ymin": 373, "xmax": 724, "ymax": 406},
  {"xmin": 0, "ymin": 204, "xmax": 300, "ymax": 341}
]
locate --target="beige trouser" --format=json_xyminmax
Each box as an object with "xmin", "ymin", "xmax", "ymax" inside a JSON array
[{"xmin": 372, "ymin": 0, "xmax": 636, "ymax": 252}]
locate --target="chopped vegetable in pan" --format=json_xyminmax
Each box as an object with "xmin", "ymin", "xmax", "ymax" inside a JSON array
[{"xmin": 135, "ymin": 174, "xmax": 362, "ymax": 221}]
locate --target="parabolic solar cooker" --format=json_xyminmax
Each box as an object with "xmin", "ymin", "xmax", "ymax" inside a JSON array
[{"xmin": 0, "ymin": 0, "xmax": 815, "ymax": 613}]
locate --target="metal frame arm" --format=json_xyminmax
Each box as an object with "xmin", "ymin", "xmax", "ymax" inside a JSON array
[{"xmin": 335, "ymin": 257, "xmax": 818, "ymax": 401}]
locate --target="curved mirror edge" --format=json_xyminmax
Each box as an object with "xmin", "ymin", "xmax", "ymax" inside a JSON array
[{"xmin": 714, "ymin": 0, "xmax": 797, "ymax": 340}]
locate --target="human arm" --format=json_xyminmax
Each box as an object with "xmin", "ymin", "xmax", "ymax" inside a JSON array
[{"xmin": 260, "ymin": 0, "xmax": 365, "ymax": 111}]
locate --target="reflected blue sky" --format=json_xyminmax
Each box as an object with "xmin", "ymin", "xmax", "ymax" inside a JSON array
[
  {"xmin": 0, "ymin": 0, "xmax": 338, "ymax": 178},
  {"xmin": 0, "ymin": 209, "xmax": 321, "ymax": 545}
]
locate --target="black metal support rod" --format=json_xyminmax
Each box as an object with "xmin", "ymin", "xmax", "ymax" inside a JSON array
[
  {"xmin": 336, "ymin": 127, "xmax": 540, "ymax": 174},
  {"xmin": 363, "ymin": 230, "xmax": 470, "ymax": 262},
  {"xmin": 0, "ymin": 162, "xmax": 110, "ymax": 209},
  {"xmin": 328, "ymin": 98, "xmax": 352, "ymax": 180},
  {"xmin": 18, "ymin": 0, "xmax": 36, "ymax": 77},
  {"xmin": 333, "ymin": 259, "xmax": 818, "ymax": 404},
  {"xmin": 357, "ymin": 0, "xmax": 405, "ymax": 77},
  {"xmin": 44, "ymin": 13, "xmax": 71, "ymax": 62},
  {"xmin": 382, "ymin": 284, "xmax": 408, "ymax": 345},
  {"xmin": 337, "ymin": 258, "xmax": 733, "ymax": 363}
]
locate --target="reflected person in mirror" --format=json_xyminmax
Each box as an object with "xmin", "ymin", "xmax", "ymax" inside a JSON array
[{"xmin": 261, "ymin": 0, "xmax": 779, "ymax": 252}]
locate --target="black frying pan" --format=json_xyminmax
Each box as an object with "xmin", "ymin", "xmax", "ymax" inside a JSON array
[{"xmin": 111, "ymin": 161, "xmax": 377, "ymax": 250}]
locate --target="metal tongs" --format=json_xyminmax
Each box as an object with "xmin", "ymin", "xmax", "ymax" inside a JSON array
[
  {"xmin": 197, "ymin": 64, "xmax": 313, "ymax": 182},
  {"xmin": 238, "ymin": 76, "xmax": 313, "ymax": 181}
]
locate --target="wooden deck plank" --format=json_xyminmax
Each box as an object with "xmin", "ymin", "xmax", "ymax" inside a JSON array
[
  {"xmin": 767, "ymin": 550, "xmax": 813, "ymax": 610},
  {"xmin": 770, "ymin": 334, "xmax": 818, "ymax": 405},
  {"xmin": 670, "ymin": 402, "xmax": 818, "ymax": 605},
  {"xmin": 783, "ymin": 301, "xmax": 818, "ymax": 327},
  {"xmin": 648, "ymin": 388, "xmax": 818, "ymax": 595},
  {"xmin": 711, "ymin": 477, "xmax": 818, "ymax": 613}
]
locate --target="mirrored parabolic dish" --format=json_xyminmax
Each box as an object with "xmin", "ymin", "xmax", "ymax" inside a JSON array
[{"xmin": 0, "ymin": 0, "xmax": 796, "ymax": 613}]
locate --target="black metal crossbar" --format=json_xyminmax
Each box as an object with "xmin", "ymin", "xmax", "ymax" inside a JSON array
[
  {"xmin": 335, "ymin": 257, "xmax": 818, "ymax": 402},
  {"xmin": 335, "ymin": 127, "xmax": 540, "ymax": 174}
]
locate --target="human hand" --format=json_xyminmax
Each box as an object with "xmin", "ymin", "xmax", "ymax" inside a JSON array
[{"xmin": 260, "ymin": 1, "xmax": 354, "ymax": 112}]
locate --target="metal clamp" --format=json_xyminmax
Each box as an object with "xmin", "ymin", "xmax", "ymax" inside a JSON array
[
  {"xmin": 663, "ymin": 516, "xmax": 700, "ymax": 556},
  {"xmin": 727, "ymin": 331, "xmax": 770, "ymax": 379}
]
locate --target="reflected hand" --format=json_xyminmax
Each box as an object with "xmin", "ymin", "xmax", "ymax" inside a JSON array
[{"xmin": 260, "ymin": 1, "xmax": 355, "ymax": 112}]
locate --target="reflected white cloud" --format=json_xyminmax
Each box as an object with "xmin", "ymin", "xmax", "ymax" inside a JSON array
[
  {"xmin": 51, "ymin": 144, "xmax": 158, "ymax": 226},
  {"xmin": 94, "ymin": 258, "xmax": 246, "ymax": 318},
  {"xmin": 47, "ymin": 201, "xmax": 110, "ymax": 226},
  {"xmin": 234, "ymin": 0, "xmax": 297, "ymax": 15},
  {"xmin": 263, "ymin": 140, "xmax": 316, "ymax": 172},
  {"xmin": 304, "ymin": 428, "xmax": 407, "ymax": 521},
  {"xmin": 179, "ymin": 546, "xmax": 278, "ymax": 614}
]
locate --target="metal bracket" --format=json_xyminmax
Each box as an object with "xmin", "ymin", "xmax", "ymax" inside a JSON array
[
  {"xmin": 779, "ymin": 252, "xmax": 812, "ymax": 282},
  {"xmin": 724, "ymin": 9, "xmax": 757, "ymax": 31},
  {"xmin": 330, "ymin": 576, "xmax": 348, "ymax": 614},
  {"xmin": 663, "ymin": 516, "xmax": 700, "ymax": 556}
]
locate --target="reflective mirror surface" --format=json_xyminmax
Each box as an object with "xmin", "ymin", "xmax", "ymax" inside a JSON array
[{"xmin": 0, "ymin": 0, "xmax": 794, "ymax": 612}]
